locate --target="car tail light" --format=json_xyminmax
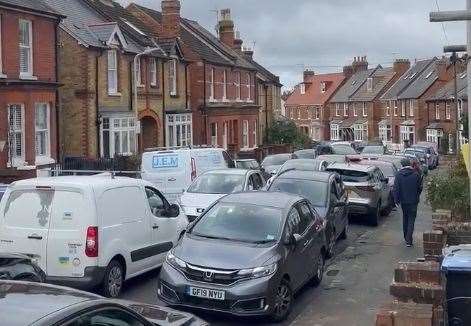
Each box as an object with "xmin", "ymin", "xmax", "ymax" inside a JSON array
[
  {"xmin": 85, "ymin": 226, "xmax": 98, "ymax": 257},
  {"xmin": 190, "ymin": 158, "xmax": 197, "ymax": 181},
  {"xmin": 356, "ymin": 185, "xmax": 375, "ymax": 192}
]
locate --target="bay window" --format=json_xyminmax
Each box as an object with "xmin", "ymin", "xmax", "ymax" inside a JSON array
[
  {"xmin": 353, "ymin": 123, "xmax": 368, "ymax": 141},
  {"xmin": 166, "ymin": 113, "xmax": 192, "ymax": 147},
  {"xmin": 400, "ymin": 125, "xmax": 415, "ymax": 144},
  {"xmin": 330, "ymin": 124, "xmax": 340, "ymax": 141},
  {"xmin": 8, "ymin": 104, "xmax": 25, "ymax": 166},
  {"xmin": 169, "ymin": 59, "xmax": 177, "ymax": 95},
  {"xmin": 426, "ymin": 129, "xmax": 439, "ymax": 143},
  {"xmin": 107, "ymin": 50, "xmax": 118, "ymax": 94},
  {"xmin": 379, "ymin": 123, "xmax": 391, "ymax": 142},
  {"xmin": 19, "ymin": 19, "xmax": 33, "ymax": 77},
  {"xmin": 100, "ymin": 116, "xmax": 136, "ymax": 158},
  {"xmin": 35, "ymin": 103, "xmax": 50, "ymax": 159}
]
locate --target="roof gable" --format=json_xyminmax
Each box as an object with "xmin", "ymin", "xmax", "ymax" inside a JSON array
[
  {"xmin": 351, "ymin": 67, "xmax": 396, "ymax": 101},
  {"xmin": 286, "ymin": 72, "xmax": 345, "ymax": 106},
  {"xmin": 88, "ymin": 22, "xmax": 128, "ymax": 49},
  {"xmin": 331, "ymin": 68, "xmax": 377, "ymax": 103}
]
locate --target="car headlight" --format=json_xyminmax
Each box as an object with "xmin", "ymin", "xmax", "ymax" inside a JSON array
[
  {"xmin": 166, "ymin": 251, "xmax": 187, "ymax": 271},
  {"xmin": 237, "ymin": 263, "xmax": 277, "ymax": 279}
]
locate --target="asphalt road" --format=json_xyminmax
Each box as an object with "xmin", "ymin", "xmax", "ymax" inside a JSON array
[{"xmin": 120, "ymin": 191, "xmax": 433, "ymax": 326}]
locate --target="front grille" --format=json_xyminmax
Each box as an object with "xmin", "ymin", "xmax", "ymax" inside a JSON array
[
  {"xmin": 182, "ymin": 263, "xmax": 245, "ymax": 286},
  {"xmin": 183, "ymin": 294, "xmax": 234, "ymax": 311}
]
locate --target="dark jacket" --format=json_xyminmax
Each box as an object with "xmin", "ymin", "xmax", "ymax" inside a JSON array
[{"xmin": 393, "ymin": 167, "xmax": 423, "ymax": 205}]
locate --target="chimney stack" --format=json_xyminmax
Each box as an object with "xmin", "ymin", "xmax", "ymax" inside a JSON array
[
  {"xmin": 218, "ymin": 9, "xmax": 235, "ymax": 48},
  {"xmin": 303, "ymin": 69, "xmax": 315, "ymax": 83},
  {"xmin": 352, "ymin": 56, "xmax": 368, "ymax": 73},
  {"xmin": 343, "ymin": 65, "xmax": 353, "ymax": 79},
  {"xmin": 233, "ymin": 31, "xmax": 243, "ymax": 52},
  {"xmin": 161, "ymin": 0, "xmax": 181, "ymax": 39},
  {"xmin": 393, "ymin": 59, "xmax": 411, "ymax": 75},
  {"xmin": 243, "ymin": 47, "xmax": 254, "ymax": 60}
]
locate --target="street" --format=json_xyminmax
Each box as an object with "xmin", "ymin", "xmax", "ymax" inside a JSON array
[{"xmin": 120, "ymin": 191, "xmax": 433, "ymax": 326}]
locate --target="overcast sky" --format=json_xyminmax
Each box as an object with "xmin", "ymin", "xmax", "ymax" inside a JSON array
[{"xmin": 118, "ymin": 0, "xmax": 466, "ymax": 89}]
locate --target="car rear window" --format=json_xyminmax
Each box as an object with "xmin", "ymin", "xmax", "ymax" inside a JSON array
[
  {"xmin": 187, "ymin": 173, "xmax": 245, "ymax": 194},
  {"xmin": 3, "ymin": 190, "xmax": 53, "ymax": 228},
  {"xmin": 269, "ymin": 179, "xmax": 328, "ymax": 207},
  {"xmin": 262, "ymin": 155, "xmax": 291, "ymax": 166},
  {"xmin": 327, "ymin": 169, "xmax": 370, "ymax": 182}
]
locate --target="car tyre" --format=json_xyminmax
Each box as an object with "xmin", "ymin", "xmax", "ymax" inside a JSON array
[
  {"xmin": 310, "ymin": 253, "xmax": 325, "ymax": 287},
  {"xmin": 368, "ymin": 202, "xmax": 380, "ymax": 227},
  {"xmin": 270, "ymin": 279, "xmax": 293, "ymax": 322},
  {"xmin": 102, "ymin": 260, "xmax": 124, "ymax": 298},
  {"xmin": 339, "ymin": 223, "xmax": 348, "ymax": 240},
  {"xmin": 326, "ymin": 227, "xmax": 336, "ymax": 259}
]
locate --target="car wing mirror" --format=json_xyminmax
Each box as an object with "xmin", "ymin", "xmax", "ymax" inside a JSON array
[{"xmin": 166, "ymin": 204, "xmax": 180, "ymax": 218}]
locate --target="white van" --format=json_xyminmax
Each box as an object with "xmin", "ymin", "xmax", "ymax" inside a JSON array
[
  {"xmin": 141, "ymin": 147, "xmax": 234, "ymax": 202},
  {"xmin": 0, "ymin": 176, "xmax": 188, "ymax": 297}
]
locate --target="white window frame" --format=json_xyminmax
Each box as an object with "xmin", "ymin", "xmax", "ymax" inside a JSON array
[
  {"xmin": 246, "ymin": 73, "xmax": 251, "ymax": 101},
  {"xmin": 222, "ymin": 122, "xmax": 228, "ymax": 149},
  {"xmin": 320, "ymin": 82, "xmax": 326, "ymax": 93},
  {"xmin": 169, "ymin": 59, "xmax": 177, "ymax": 96},
  {"xmin": 409, "ymin": 99, "xmax": 414, "ymax": 117},
  {"xmin": 236, "ymin": 71, "xmax": 241, "ymax": 100},
  {"xmin": 209, "ymin": 68, "xmax": 215, "ymax": 101},
  {"xmin": 19, "ymin": 19, "xmax": 33, "ymax": 78},
  {"xmin": 353, "ymin": 104, "xmax": 358, "ymax": 117},
  {"xmin": 100, "ymin": 115, "xmax": 137, "ymax": 158},
  {"xmin": 7, "ymin": 104, "xmax": 25, "ymax": 167},
  {"xmin": 446, "ymin": 102, "xmax": 451, "ymax": 120},
  {"xmin": 400, "ymin": 125, "xmax": 415, "ymax": 143},
  {"xmin": 330, "ymin": 124, "xmax": 340, "ymax": 141},
  {"xmin": 343, "ymin": 103, "xmax": 348, "ymax": 117},
  {"xmin": 35, "ymin": 103, "xmax": 51, "ymax": 163},
  {"xmin": 379, "ymin": 123, "xmax": 391, "ymax": 142},
  {"xmin": 335, "ymin": 103, "xmax": 341, "ymax": 116},
  {"xmin": 107, "ymin": 50, "xmax": 118, "ymax": 95},
  {"xmin": 166, "ymin": 113, "xmax": 192, "ymax": 147},
  {"xmin": 367, "ymin": 77, "xmax": 373, "ymax": 91},
  {"xmin": 314, "ymin": 107, "xmax": 320, "ymax": 120},
  {"xmin": 210, "ymin": 122, "xmax": 218, "ymax": 146},
  {"xmin": 0, "ymin": 14, "xmax": 4, "ymax": 77},
  {"xmin": 354, "ymin": 123, "xmax": 368, "ymax": 141},
  {"xmin": 242, "ymin": 120, "xmax": 249, "ymax": 149},
  {"xmin": 435, "ymin": 103, "xmax": 440, "ymax": 120},
  {"xmin": 150, "ymin": 58, "xmax": 157, "ymax": 87},
  {"xmin": 298, "ymin": 108, "xmax": 301, "ymax": 120},
  {"xmin": 362, "ymin": 102, "xmax": 367, "ymax": 117},
  {"xmin": 223, "ymin": 70, "xmax": 227, "ymax": 100},
  {"xmin": 426, "ymin": 129, "xmax": 439, "ymax": 143},
  {"xmin": 393, "ymin": 100, "xmax": 398, "ymax": 116},
  {"xmin": 401, "ymin": 100, "xmax": 406, "ymax": 117},
  {"xmin": 253, "ymin": 121, "xmax": 257, "ymax": 147},
  {"xmin": 300, "ymin": 83, "xmax": 305, "ymax": 95},
  {"xmin": 136, "ymin": 57, "xmax": 143, "ymax": 87}
]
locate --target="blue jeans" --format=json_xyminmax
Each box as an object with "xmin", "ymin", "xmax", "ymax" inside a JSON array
[{"xmin": 402, "ymin": 204, "xmax": 418, "ymax": 245}]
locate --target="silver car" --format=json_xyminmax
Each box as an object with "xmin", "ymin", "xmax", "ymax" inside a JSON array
[
  {"xmin": 326, "ymin": 163, "xmax": 390, "ymax": 226},
  {"xmin": 158, "ymin": 192, "xmax": 327, "ymax": 322}
]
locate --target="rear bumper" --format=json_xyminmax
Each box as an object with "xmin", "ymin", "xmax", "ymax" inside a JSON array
[
  {"xmin": 348, "ymin": 198, "xmax": 374, "ymax": 215},
  {"xmin": 46, "ymin": 266, "xmax": 106, "ymax": 290}
]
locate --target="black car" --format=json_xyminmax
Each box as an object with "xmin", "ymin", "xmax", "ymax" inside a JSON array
[
  {"xmin": 0, "ymin": 280, "xmax": 207, "ymax": 326},
  {"xmin": 158, "ymin": 192, "xmax": 327, "ymax": 322},
  {"xmin": 0, "ymin": 253, "xmax": 45, "ymax": 282},
  {"xmin": 267, "ymin": 170, "xmax": 348, "ymax": 257}
]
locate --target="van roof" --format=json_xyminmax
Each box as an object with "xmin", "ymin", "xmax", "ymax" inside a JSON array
[{"xmin": 204, "ymin": 169, "xmax": 249, "ymax": 176}]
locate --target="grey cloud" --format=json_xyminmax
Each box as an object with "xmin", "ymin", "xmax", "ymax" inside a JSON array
[{"xmin": 118, "ymin": 0, "xmax": 466, "ymax": 88}]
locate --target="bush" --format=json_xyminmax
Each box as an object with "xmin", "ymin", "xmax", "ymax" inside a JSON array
[
  {"xmin": 266, "ymin": 120, "xmax": 311, "ymax": 149},
  {"xmin": 427, "ymin": 155, "xmax": 470, "ymax": 220}
]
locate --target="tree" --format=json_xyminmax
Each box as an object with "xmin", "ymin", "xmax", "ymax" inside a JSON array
[{"xmin": 266, "ymin": 120, "xmax": 310, "ymax": 149}]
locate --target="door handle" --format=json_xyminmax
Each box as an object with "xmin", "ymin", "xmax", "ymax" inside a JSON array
[
  {"xmin": 168, "ymin": 177, "xmax": 176, "ymax": 182},
  {"xmin": 28, "ymin": 234, "xmax": 43, "ymax": 240},
  {"xmin": 152, "ymin": 224, "xmax": 159, "ymax": 230}
]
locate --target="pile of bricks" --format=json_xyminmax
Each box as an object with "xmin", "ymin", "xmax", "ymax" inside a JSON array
[{"xmin": 423, "ymin": 230, "xmax": 447, "ymax": 262}]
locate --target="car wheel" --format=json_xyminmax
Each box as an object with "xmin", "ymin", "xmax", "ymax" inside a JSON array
[
  {"xmin": 270, "ymin": 279, "xmax": 293, "ymax": 322},
  {"xmin": 326, "ymin": 227, "xmax": 336, "ymax": 259},
  {"xmin": 102, "ymin": 260, "xmax": 124, "ymax": 298},
  {"xmin": 310, "ymin": 253, "xmax": 325, "ymax": 287},
  {"xmin": 368, "ymin": 202, "xmax": 380, "ymax": 226},
  {"xmin": 339, "ymin": 223, "xmax": 348, "ymax": 240}
]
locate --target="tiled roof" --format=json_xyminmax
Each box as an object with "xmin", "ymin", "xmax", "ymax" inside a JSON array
[
  {"xmin": 382, "ymin": 59, "xmax": 435, "ymax": 100},
  {"xmin": 330, "ymin": 68, "xmax": 376, "ymax": 103},
  {"xmin": 351, "ymin": 67, "xmax": 396, "ymax": 101},
  {"xmin": 427, "ymin": 73, "xmax": 468, "ymax": 101},
  {"xmin": 286, "ymin": 72, "xmax": 345, "ymax": 106},
  {"xmin": 0, "ymin": 0, "xmax": 61, "ymax": 16},
  {"xmin": 244, "ymin": 57, "xmax": 282, "ymax": 86},
  {"xmin": 397, "ymin": 59, "xmax": 445, "ymax": 99},
  {"xmin": 88, "ymin": 23, "xmax": 116, "ymax": 43}
]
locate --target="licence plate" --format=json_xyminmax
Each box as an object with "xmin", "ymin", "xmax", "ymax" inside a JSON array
[{"xmin": 188, "ymin": 286, "xmax": 225, "ymax": 301}]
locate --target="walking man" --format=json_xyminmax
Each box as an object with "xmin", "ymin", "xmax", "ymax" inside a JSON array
[{"xmin": 394, "ymin": 158, "xmax": 423, "ymax": 247}]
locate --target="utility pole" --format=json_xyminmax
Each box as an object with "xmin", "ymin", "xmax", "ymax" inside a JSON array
[{"xmin": 431, "ymin": 0, "xmax": 471, "ymax": 212}]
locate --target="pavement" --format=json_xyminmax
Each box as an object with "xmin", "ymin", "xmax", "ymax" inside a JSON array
[{"xmin": 120, "ymin": 183, "xmax": 434, "ymax": 326}]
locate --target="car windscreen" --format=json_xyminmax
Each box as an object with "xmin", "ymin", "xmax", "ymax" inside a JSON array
[
  {"xmin": 191, "ymin": 203, "xmax": 283, "ymax": 243},
  {"xmin": 332, "ymin": 145, "xmax": 357, "ymax": 155},
  {"xmin": 294, "ymin": 151, "xmax": 315, "ymax": 159},
  {"xmin": 361, "ymin": 146, "xmax": 384, "ymax": 154},
  {"xmin": 327, "ymin": 169, "xmax": 370, "ymax": 182},
  {"xmin": 187, "ymin": 173, "xmax": 245, "ymax": 194},
  {"xmin": 279, "ymin": 160, "xmax": 317, "ymax": 173},
  {"xmin": 262, "ymin": 155, "xmax": 291, "ymax": 166},
  {"xmin": 269, "ymin": 179, "xmax": 327, "ymax": 207}
]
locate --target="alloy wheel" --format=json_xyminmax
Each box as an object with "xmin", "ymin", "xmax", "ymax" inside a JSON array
[
  {"xmin": 107, "ymin": 265, "xmax": 123, "ymax": 298},
  {"xmin": 273, "ymin": 282, "xmax": 292, "ymax": 320}
]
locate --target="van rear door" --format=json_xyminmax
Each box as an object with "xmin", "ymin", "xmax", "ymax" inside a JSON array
[
  {"xmin": 46, "ymin": 189, "xmax": 91, "ymax": 278},
  {"xmin": 0, "ymin": 187, "xmax": 54, "ymax": 273},
  {"xmin": 142, "ymin": 151, "xmax": 188, "ymax": 202}
]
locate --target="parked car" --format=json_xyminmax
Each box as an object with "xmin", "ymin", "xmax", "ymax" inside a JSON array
[
  {"xmin": 403, "ymin": 149, "xmax": 429, "ymax": 175},
  {"xmin": 411, "ymin": 144, "xmax": 439, "ymax": 169},
  {"xmin": 235, "ymin": 159, "xmax": 260, "ymax": 170},
  {"xmin": 326, "ymin": 163, "xmax": 390, "ymax": 226},
  {"xmin": 317, "ymin": 154, "xmax": 348, "ymax": 165},
  {"xmin": 0, "ymin": 253, "xmax": 46, "ymax": 282},
  {"xmin": 0, "ymin": 184, "xmax": 7, "ymax": 201},
  {"xmin": 158, "ymin": 192, "xmax": 327, "ymax": 322},
  {"xmin": 142, "ymin": 147, "xmax": 235, "ymax": 203},
  {"xmin": 179, "ymin": 169, "xmax": 266, "ymax": 222},
  {"xmin": 266, "ymin": 159, "xmax": 330, "ymax": 187},
  {"xmin": 361, "ymin": 145, "xmax": 388, "ymax": 155},
  {"xmin": 315, "ymin": 143, "xmax": 334, "ymax": 156},
  {"xmin": 261, "ymin": 153, "xmax": 295, "ymax": 178},
  {"xmin": 0, "ymin": 280, "xmax": 207, "ymax": 326},
  {"xmin": 294, "ymin": 149, "xmax": 316, "ymax": 159},
  {"xmin": 331, "ymin": 142, "xmax": 358, "ymax": 155},
  {"xmin": 0, "ymin": 176, "xmax": 188, "ymax": 298},
  {"xmin": 267, "ymin": 170, "xmax": 348, "ymax": 257}
]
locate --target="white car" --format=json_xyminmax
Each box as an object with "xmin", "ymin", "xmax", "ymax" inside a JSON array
[
  {"xmin": 0, "ymin": 176, "xmax": 188, "ymax": 297},
  {"xmin": 141, "ymin": 147, "xmax": 234, "ymax": 203},
  {"xmin": 179, "ymin": 169, "xmax": 265, "ymax": 222}
]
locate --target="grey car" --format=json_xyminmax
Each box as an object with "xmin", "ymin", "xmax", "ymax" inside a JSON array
[
  {"xmin": 0, "ymin": 252, "xmax": 46, "ymax": 282},
  {"xmin": 158, "ymin": 192, "xmax": 327, "ymax": 322},
  {"xmin": 260, "ymin": 153, "xmax": 295, "ymax": 179},
  {"xmin": 326, "ymin": 163, "xmax": 390, "ymax": 226},
  {"xmin": 0, "ymin": 280, "xmax": 207, "ymax": 326}
]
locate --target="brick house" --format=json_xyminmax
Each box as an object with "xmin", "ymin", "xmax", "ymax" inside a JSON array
[
  {"xmin": 285, "ymin": 69, "xmax": 345, "ymax": 141},
  {"xmin": 425, "ymin": 71, "xmax": 467, "ymax": 151},
  {"xmin": 129, "ymin": 3, "xmax": 280, "ymax": 153},
  {"xmin": 0, "ymin": 0, "xmax": 63, "ymax": 182},
  {"xmin": 328, "ymin": 57, "xmax": 409, "ymax": 142},
  {"xmin": 380, "ymin": 58, "xmax": 453, "ymax": 145}
]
